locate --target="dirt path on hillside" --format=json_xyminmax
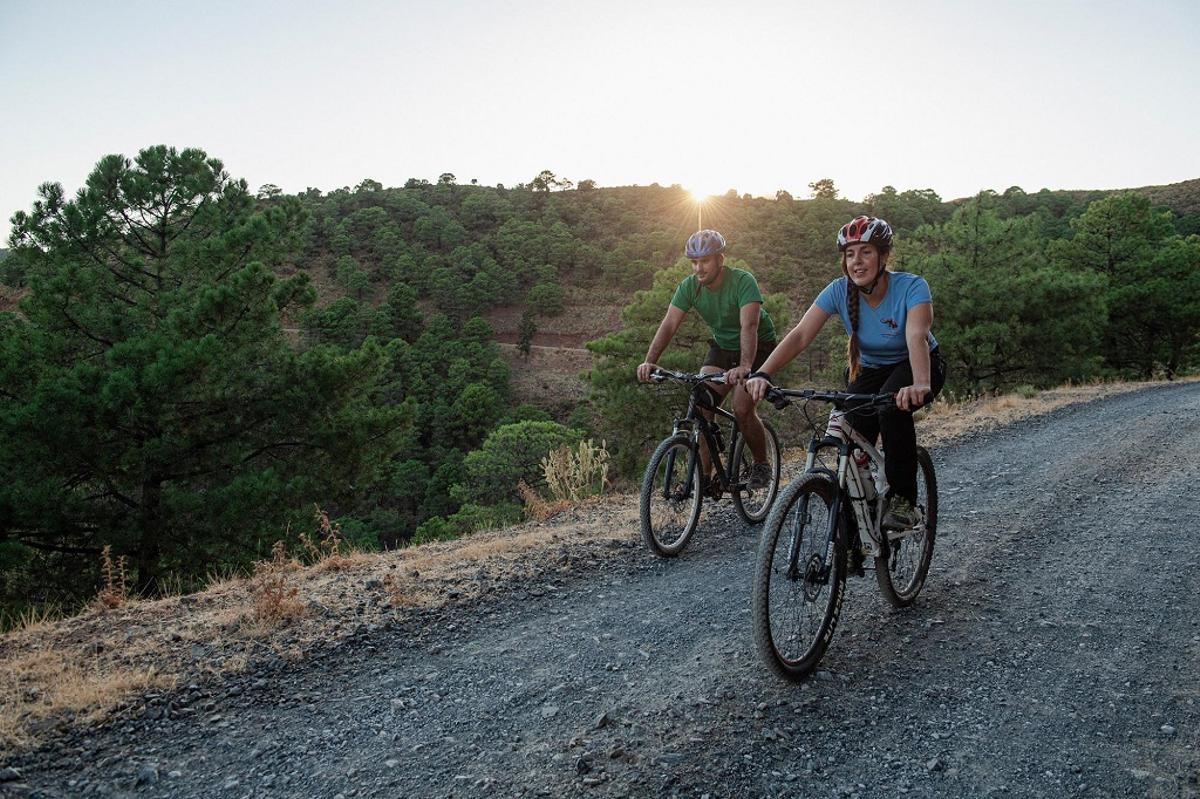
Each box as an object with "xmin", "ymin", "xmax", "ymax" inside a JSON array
[{"xmin": 5, "ymin": 383, "xmax": 1200, "ymax": 798}]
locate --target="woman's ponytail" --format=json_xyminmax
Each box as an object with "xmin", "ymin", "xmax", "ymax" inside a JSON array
[{"xmin": 842, "ymin": 254, "xmax": 862, "ymax": 382}]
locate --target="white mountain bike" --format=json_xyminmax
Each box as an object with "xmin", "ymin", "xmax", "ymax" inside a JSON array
[{"xmin": 751, "ymin": 386, "xmax": 937, "ymax": 681}]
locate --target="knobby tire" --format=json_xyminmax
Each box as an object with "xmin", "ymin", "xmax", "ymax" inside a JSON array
[
  {"xmin": 639, "ymin": 434, "xmax": 702, "ymax": 557},
  {"xmin": 752, "ymin": 472, "xmax": 847, "ymax": 681},
  {"xmin": 731, "ymin": 420, "xmax": 782, "ymax": 524},
  {"xmin": 875, "ymin": 446, "xmax": 938, "ymax": 607}
]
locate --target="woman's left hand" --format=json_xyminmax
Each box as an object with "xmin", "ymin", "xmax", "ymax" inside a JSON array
[{"xmin": 895, "ymin": 383, "xmax": 932, "ymax": 411}]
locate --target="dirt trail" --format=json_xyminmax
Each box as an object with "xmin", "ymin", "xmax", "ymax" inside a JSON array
[{"xmin": 5, "ymin": 382, "xmax": 1200, "ymax": 798}]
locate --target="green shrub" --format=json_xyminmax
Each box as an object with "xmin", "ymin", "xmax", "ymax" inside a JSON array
[
  {"xmin": 410, "ymin": 516, "xmax": 457, "ymax": 546},
  {"xmin": 453, "ymin": 421, "xmax": 583, "ymax": 505},
  {"xmin": 409, "ymin": 502, "xmax": 523, "ymax": 546},
  {"xmin": 527, "ymin": 281, "xmax": 565, "ymax": 316}
]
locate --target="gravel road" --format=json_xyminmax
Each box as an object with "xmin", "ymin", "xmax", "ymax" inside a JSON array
[{"xmin": 4, "ymin": 381, "xmax": 1199, "ymax": 799}]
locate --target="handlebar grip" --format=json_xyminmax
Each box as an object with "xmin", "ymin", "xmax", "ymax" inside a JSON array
[{"xmin": 765, "ymin": 387, "xmax": 791, "ymax": 410}]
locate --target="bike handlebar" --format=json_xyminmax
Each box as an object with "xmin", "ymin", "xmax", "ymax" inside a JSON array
[
  {"xmin": 648, "ymin": 367, "xmax": 728, "ymax": 385},
  {"xmin": 763, "ymin": 385, "xmax": 895, "ymax": 412}
]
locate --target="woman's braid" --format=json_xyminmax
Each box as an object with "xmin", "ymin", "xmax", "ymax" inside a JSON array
[{"xmin": 843, "ymin": 256, "xmax": 862, "ymax": 382}]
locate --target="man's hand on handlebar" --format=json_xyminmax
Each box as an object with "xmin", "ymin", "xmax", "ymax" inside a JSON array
[
  {"xmin": 895, "ymin": 383, "xmax": 931, "ymax": 411},
  {"xmin": 725, "ymin": 365, "xmax": 751, "ymax": 386},
  {"xmin": 636, "ymin": 362, "xmax": 658, "ymax": 382}
]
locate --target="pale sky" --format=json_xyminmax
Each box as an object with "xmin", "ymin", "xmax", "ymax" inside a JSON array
[{"xmin": 2, "ymin": 0, "xmax": 1198, "ymax": 242}]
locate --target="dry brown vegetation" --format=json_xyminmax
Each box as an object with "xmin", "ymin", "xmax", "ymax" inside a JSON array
[
  {"xmin": 542, "ymin": 439, "xmax": 610, "ymax": 502},
  {"xmin": 0, "ymin": 376, "xmax": 1191, "ymax": 753},
  {"xmin": 913, "ymin": 378, "xmax": 1195, "ymax": 448},
  {"xmin": 0, "ymin": 499, "xmax": 635, "ymax": 754},
  {"xmin": 91, "ymin": 546, "xmax": 129, "ymax": 611}
]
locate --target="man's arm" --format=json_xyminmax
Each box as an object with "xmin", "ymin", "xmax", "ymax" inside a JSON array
[
  {"xmin": 637, "ymin": 304, "xmax": 687, "ymax": 382},
  {"xmin": 725, "ymin": 302, "xmax": 762, "ymax": 384}
]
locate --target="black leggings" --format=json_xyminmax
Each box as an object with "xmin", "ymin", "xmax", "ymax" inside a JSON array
[{"xmin": 845, "ymin": 348, "xmax": 947, "ymax": 502}]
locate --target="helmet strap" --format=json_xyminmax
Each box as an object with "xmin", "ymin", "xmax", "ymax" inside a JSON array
[
  {"xmin": 861, "ymin": 270, "xmax": 883, "ymax": 295},
  {"xmin": 860, "ymin": 254, "xmax": 888, "ymax": 295}
]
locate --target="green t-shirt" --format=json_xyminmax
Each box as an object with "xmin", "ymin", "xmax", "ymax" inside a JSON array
[{"xmin": 669, "ymin": 267, "xmax": 776, "ymax": 351}]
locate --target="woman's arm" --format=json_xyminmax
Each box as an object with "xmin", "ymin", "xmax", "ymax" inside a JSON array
[
  {"xmin": 745, "ymin": 303, "xmax": 831, "ymax": 400},
  {"xmin": 896, "ymin": 302, "xmax": 933, "ymax": 411}
]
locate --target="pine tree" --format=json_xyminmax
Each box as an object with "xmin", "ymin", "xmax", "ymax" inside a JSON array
[{"xmin": 1, "ymin": 147, "xmax": 408, "ymax": 593}]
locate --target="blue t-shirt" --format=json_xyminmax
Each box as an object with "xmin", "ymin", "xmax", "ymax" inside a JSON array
[{"xmin": 814, "ymin": 272, "xmax": 938, "ymax": 368}]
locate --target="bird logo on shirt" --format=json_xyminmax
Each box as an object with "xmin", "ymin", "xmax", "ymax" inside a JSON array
[{"xmin": 881, "ymin": 318, "xmax": 899, "ymax": 330}]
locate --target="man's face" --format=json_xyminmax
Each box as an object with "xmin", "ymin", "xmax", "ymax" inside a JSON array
[{"xmin": 691, "ymin": 253, "xmax": 723, "ymax": 286}]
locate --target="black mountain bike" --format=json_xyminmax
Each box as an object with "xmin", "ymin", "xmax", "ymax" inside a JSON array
[
  {"xmin": 751, "ymin": 386, "xmax": 937, "ymax": 681},
  {"xmin": 639, "ymin": 368, "xmax": 781, "ymax": 557}
]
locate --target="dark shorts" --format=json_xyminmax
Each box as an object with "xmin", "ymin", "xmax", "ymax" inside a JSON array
[{"xmin": 702, "ymin": 339, "xmax": 777, "ymax": 372}]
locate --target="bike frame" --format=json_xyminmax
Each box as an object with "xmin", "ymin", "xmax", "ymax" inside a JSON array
[
  {"xmin": 794, "ymin": 409, "xmax": 887, "ymax": 571},
  {"xmin": 776, "ymin": 391, "xmax": 927, "ymax": 583},
  {"xmin": 664, "ymin": 377, "xmax": 743, "ymax": 496}
]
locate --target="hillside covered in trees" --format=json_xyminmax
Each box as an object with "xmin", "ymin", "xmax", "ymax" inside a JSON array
[{"xmin": 1, "ymin": 146, "xmax": 1197, "ymax": 616}]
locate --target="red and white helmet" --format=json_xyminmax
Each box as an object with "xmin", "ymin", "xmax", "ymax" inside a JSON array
[{"xmin": 837, "ymin": 216, "xmax": 894, "ymax": 252}]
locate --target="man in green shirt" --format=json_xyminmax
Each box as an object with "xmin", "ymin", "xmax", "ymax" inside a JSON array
[{"xmin": 636, "ymin": 229, "xmax": 777, "ymax": 490}]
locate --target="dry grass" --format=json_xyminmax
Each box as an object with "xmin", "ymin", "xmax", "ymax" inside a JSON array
[
  {"xmin": 517, "ymin": 480, "xmax": 573, "ymax": 522},
  {"xmin": 301, "ymin": 506, "xmax": 358, "ymax": 572},
  {"xmin": 0, "ymin": 499, "xmax": 635, "ymax": 754},
  {"xmin": 247, "ymin": 542, "xmax": 306, "ymax": 625},
  {"xmin": 542, "ymin": 439, "xmax": 610, "ymax": 502},
  {"xmin": 6, "ymin": 605, "xmax": 64, "ymax": 635},
  {"xmin": 91, "ymin": 545, "xmax": 129, "ymax": 610},
  {"xmin": 914, "ymin": 377, "xmax": 1196, "ymax": 448},
  {"xmin": 0, "ymin": 375, "xmax": 1190, "ymax": 754},
  {"xmin": 0, "ymin": 649, "xmax": 169, "ymax": 750}
]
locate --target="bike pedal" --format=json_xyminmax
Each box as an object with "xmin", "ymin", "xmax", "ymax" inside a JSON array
[{"xmin": 886, "ymin": 524, "xmax": 923, "ymax": 540}]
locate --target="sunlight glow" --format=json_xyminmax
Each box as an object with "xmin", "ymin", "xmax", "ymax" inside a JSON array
[{"xmin": 687, "ymin": 187, "xmax": 723, "ymax": 230}]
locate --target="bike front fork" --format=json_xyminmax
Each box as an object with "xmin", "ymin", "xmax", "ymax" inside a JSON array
[{"xmin": 785, "ymin": 491, "xmax": 843, "ymax": 584}]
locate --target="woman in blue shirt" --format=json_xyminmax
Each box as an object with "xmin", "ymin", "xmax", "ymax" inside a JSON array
[{"xmin": 745, "ymin": 216, "xmax": 946, "ymax": 528}]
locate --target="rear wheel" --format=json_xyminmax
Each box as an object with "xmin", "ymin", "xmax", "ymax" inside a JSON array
[
  {"xmin": 875, "ymin": 446, "xmax": 937, "ymax": 607},
  {"xmin": 752, "ymin": 473, "xmax": 846, "ymax": 681},
  {"xmin": 731, "ymin": 420, "xmax": 781, "ymax": 523},
  {"xmin": 639, "ymin": 434, "xmax": 702, "ymax": 557}
]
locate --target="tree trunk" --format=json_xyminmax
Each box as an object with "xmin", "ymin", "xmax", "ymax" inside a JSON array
[{"xmin": 136, "ymin": 479, "xmax": 164, "ymax": 595}]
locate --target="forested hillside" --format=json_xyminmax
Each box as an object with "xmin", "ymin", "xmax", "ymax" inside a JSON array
[{"xmin": 1, "ymin": 147, "xmax": 1198, "ymax": 617}]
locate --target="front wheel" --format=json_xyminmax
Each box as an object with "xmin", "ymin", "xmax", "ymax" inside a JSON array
[
  {"xmin": 639, "ymin": 434, "xmax": 702, "ymax": 557},
  {"xmin": 875, "ymin": 446, "xmax": 937, "ymax": 607},
  {"xmin": 731, "ymin": 420, "xmax": 781, "ymax": 523},
  {"xmin": 752, "ymin": 473, "xmax": 846, "ymax": 681}
]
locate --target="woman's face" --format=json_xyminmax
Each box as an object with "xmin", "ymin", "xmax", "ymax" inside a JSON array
[{"xmin": 844, "ymin": 243, "xmax": 885, "ymax": 286}]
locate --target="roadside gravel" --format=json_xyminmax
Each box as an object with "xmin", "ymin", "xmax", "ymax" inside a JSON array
[{"xmin": 3, "ymin": 381, "xmax": 1199, "ymax": 799}]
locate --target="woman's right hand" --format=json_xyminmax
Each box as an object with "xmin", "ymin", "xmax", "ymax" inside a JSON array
[
  {"xmin": 636, "ymin": 362, "xmax": 657, "ymax": 382},
  {"xmin": 745, "ymin": 375, "xmax": 770, "ymax": 402}
]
